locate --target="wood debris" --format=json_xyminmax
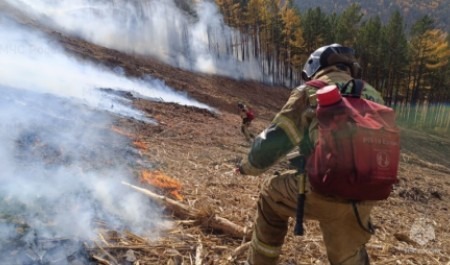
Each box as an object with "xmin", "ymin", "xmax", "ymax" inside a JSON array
[{"xmin": 122, "ymin": 181, "xmax": 251, "ymax": 239}]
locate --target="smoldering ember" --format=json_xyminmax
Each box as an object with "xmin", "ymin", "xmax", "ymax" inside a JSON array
[{"xmin": 0, "ymin": 1, "xmax": 449, "ymax": 265}]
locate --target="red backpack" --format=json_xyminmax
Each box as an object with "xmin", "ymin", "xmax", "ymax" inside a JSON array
[
  {"xmin": 246, "ymin": 109, "xmax": 255, "ymax": 121},
  {"xmin": 305, "ymin": 79, "xmax": 400, "ymax": 201}
]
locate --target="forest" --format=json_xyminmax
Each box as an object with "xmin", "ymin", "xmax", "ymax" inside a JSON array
[
  {"xmin": 292, "ymin": 0, "xmax": 450, "ymax": 32},
  {"xmin": 213, "ymin": 0, "xmax": 450, "ymax": 133}
]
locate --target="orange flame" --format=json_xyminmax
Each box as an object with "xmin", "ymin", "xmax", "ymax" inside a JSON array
[
  {"xmin": 133, "ymin": 140, "xmax": 148, "ymax": 150},
  {"xmin": 140, "ymin": 170, "xmax": 183, "ymax": 201},
  {"xmin": 110, "ymin": 126, "xmax": 135, "ymax": 138}
]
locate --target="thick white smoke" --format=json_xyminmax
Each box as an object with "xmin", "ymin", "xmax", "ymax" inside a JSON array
[
  {"xmin": 0, "ymin": 9, "xmax": 215, "ymax": 263},
  {"xmin": 4, "ymin": 0, "xmax": 264, "ymax": 80},
  {"xmin": 0, "ymin": 17, "xmax": 214, "ymax": 122},
  {"xmin": 0, "ymin": 84, "xmax": 169, "ymax": 262}
]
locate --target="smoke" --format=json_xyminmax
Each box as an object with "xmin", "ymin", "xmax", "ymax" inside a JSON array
[
  {"xmin": 0, "ymin": 17, "xmax": 214, "ymax": 122},
  {"xmin": 0, "ymin": 84, "xmax": 166, "ymax": 262},
  {"xmin": 0, "ymin": 10, "xmax": 216, "ymax": 263},
  {"xmin": 4, "ymin": 0, "xmax": 264, "ymax": 80}
]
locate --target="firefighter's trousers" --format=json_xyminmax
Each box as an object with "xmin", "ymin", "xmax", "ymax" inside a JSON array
[
  {"xmin": 248, "ymin": 171, "xmax": 375, "ymax": 265},
  {"xmin": 241, "ymin": 122, "xmax": 254, "ymax": 142}
]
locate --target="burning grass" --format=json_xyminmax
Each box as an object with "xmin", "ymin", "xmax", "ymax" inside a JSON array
[{"xmin": 140, "ymin": 170, "xmax": 183, "ymax": 201}]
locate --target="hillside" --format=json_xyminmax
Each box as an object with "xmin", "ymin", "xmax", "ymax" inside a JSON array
[
  {"xmin": 62, "ymin": 26, "xmax": 450, "ymax": 265},
  {"xmin": 2, "ymin": 7, "xmax": 450, "ymax": 265},
  {"xmin": 293, "ymin": 0, "xmax": 450, "ymax": 32}
]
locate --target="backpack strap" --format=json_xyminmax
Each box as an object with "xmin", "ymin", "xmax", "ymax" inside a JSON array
[
  {"xmin": 305, "ymin": 80, "xmax": 329, "ymax": 107},
  {"xmin": 340, "ymin": 79, "xmax": 365, "ymax": 98},
  {"xmin": 306, "ymin": 79, "xmax": 328, "ymax": 89}
]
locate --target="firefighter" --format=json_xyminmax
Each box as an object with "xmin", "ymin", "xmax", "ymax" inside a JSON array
[
  {"xmin": 238, "ymin": 102, "xmax": 255, "ymax": 142},
  {"xmin": 236, "ymin": 44, "xmax": 384, "ymax": 265}
]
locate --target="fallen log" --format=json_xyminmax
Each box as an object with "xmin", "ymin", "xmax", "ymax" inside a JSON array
[
  {"xmin": 122, "ymin": 182, "xmax": 251, "ymax": 239},
  {"xmin": 122, "ymin": 181, "xmax": 199, "ymax": 219},
  {"xmin": 203, "ymin": 215, "xmax": 249, "ymax": 239}
]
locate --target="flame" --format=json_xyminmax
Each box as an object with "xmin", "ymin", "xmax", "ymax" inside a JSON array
[
  {"xmin": 133, "ymin": 140, "xmax": 148, "ymax": 150},
  {"xmin": 111, "ymin": 127, "xmax": 181, "ymax": 199},
  {"xmin": 110, "ymin": 125, "xmax": 135, "ymax": 138},
  {"xmin": 111, "ymin": 126, "xmax": 148, "ymax": 150},
  {"xmin": 140, "ymin": 170, "xmax": 183, "ymax": 201}
]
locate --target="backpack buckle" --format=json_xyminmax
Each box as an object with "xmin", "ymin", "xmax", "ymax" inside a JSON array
[{"xmin": 307, "ymin": 89, "xmax": 318, "ymax": 107}]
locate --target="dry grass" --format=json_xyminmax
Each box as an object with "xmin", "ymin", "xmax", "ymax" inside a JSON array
[{"xmin": 93, "ymin": 99, "xmax": 450, "ymax": 265}]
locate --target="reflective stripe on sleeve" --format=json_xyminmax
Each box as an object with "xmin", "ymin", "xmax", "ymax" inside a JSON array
[{"xmin": 273, "ymin": 114, "xmax": 301, "ymax": 145}]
